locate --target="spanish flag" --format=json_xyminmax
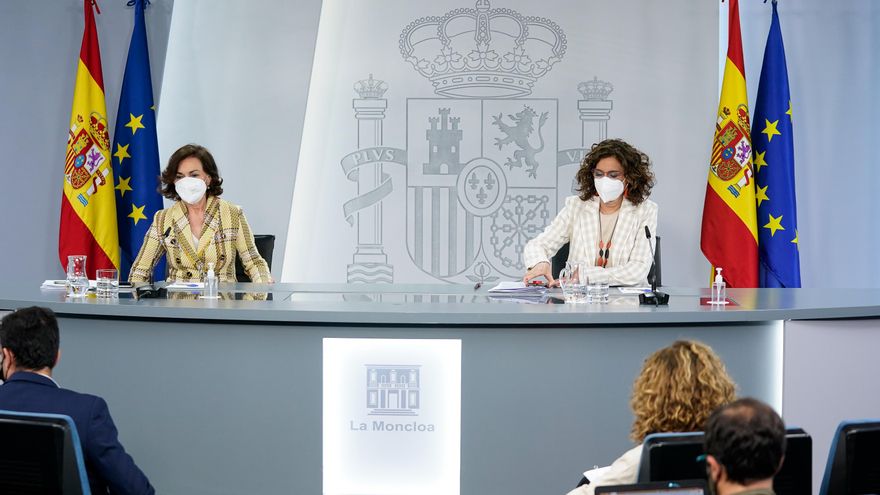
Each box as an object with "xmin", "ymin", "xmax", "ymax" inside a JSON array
[
  {"xmin": 700, "ymin": 0, "xmax": 758, "ymax": 288},
  {"xmin": 59, "ymin": 0, "xmax": 119, "ymax": 277}
]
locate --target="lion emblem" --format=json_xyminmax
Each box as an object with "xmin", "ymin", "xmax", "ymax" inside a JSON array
[{"xmin": 492, "ymin": 105, "xmax": 549, "ymax": 178}]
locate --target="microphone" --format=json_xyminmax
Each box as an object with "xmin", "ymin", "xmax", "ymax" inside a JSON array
[
  {"xmin": 644, "ymin": 226, "xmax": 657, "ymax": 293},
  {"xmin": 639, "ymin": 225, "xmax": 669, "ymax": 306}
]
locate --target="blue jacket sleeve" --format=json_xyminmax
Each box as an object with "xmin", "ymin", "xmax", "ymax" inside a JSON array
[{"xmin": 86, "ymin": 396, "xmax": 155, "ymax": 495}]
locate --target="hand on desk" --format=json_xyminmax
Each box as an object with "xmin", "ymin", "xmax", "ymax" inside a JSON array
[{"xmin": 523, "ymin": 261, "xmax": 558, "ymax": 287}]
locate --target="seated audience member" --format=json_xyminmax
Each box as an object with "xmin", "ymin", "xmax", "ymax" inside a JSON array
[
  {"xmin": 523, "ymin": 139, "xmax": 658, "ymax": 287},
  {"xmin": 567, "ymin": 340, "xmax": 736, "ymax": 495},
  {"xmin": 704, "ymin": 398, "xmax": 786, "ymax": 495},
  {"xmin": 0, "ymin": 307, "xmax": 155, "ymax": 495}
]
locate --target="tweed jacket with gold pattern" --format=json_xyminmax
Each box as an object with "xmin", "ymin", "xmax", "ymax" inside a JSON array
[{"xmin": 129, "ymin": 196, "xmax": 270, "ymax": 283}]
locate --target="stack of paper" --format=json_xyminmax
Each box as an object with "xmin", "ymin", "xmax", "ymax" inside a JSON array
[
  {"xmin": 40, "ymin": 280, "xmax": 97, "ymax": 291},
  {"xmin": 487, "ymin": 281, "xmax": 548, "ymax": 297}
]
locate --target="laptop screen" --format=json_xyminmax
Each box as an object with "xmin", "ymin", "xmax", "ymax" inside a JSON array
[{"xmin": 595, "ymin": 480, "xmax": 706, "ymax": 495}]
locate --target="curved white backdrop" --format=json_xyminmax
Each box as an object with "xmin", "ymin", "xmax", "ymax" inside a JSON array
[{"xmin": 282, "ymin": 0, "xmax": 719, "ymax": 285}]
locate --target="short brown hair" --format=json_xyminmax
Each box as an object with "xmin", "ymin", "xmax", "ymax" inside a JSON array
[
  {"xmin": 630, "ymin": 340, "xmax": 737, "ymax": 442},
  {"xmin": 0, "ymin": 306, "xmax": 60, "ymax": 371},
  {"xmin": 705, "ymin": 398, "xmax": 786, "ymax": 485},
  {"xmin": 575, "ymin": 139, "xmax": 655, "ymax": 205},
  {"xmin": 160, "ymin": 144, "xmax": 224, "ymax": 200}
]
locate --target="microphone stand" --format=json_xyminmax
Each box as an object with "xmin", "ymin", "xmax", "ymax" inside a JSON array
[{"xmin": 639, "ymin": 226, "xmax": 669, "ymax": 306}]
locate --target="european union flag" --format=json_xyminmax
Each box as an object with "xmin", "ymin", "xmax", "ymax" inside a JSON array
[
  {"xmin": 752, "ymin": 0, "xmax": 800, "ymax": 288},
  {"xmin": 112, "ymin": 0, "xmax": 165, "ymax": 281}
]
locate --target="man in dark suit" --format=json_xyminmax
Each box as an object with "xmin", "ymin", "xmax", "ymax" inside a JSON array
[{"xmin": 0, "ymin": 306, "xmax": 154, "ymax": 495}]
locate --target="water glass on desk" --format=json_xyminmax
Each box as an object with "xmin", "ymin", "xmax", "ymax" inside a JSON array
[
  {"xmin": 586, "ymin": 277, "xmax": 609, "ymax": 304},
  {"xmin": 560, "ymin": 261, "xmax": 587, "ymax": 303},
  {"xmin": 66, "ymin": 255, "xmax": 89, "ymax": 298},
  {"xmin": 96, "ymin": 268, "xmax": 119, "ymax": 298}
]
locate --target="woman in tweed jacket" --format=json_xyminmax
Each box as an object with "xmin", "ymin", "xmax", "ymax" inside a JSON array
[
  {"xmin": 129, "ymin": 144, "xmax": 272, "ymax": 283},
  {"xmin": 523, "ymin": 139, "xmax": 657, "ymax": 287}
]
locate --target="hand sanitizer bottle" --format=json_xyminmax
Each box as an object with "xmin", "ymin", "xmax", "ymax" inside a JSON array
[
  {"xmin": 710, "ymin": 267, "xmax": 728, "ymax": 305},
  {"xmin": 202, "ymin": 262, "xmax": 219, "ymax": 299}
]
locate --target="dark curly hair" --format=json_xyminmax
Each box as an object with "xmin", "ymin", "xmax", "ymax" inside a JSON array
[
  {"xmin": 575, "ymin": 139, "xmax": 655, "ymax": 205},
  {"xmin": 160, "ymin": 144, "xmax": 224, "ymax": 201}
]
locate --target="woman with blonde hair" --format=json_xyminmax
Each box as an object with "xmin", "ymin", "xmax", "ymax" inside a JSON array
[{"xmin": 566, "ymin": 340, "xmax": 737, "ymax": 495}]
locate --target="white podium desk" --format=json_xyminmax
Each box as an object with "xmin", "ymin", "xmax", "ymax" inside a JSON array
[{"xmin": 1, "ymin": 284, "xmax": 877, "ymax": 495}]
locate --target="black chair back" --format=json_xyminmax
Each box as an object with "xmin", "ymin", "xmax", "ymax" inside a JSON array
[
  {"xmin": 0, "ymin": 410, "xmax": 90, "ymax": 494},
  {"xmin": 550, "ymin": 242, "xmax": 570, "ymax": 280},
  {"xmin": 820, "ymin": 420, "xmax": 880, "ymax": 495},
  {"xmin": 637, "ymin": 432, "xmax": 705, "ymax": 483},
  {"xmin": 774, "ymin": 428, "xmax": 812, "ymax": 495},
  {"xmin": 550, "ymin": 236, "xmax": 661, "ymax": 286},
  {"xmin": 235, "ymin": 234, "xmax": 275, "ymax": 282}
]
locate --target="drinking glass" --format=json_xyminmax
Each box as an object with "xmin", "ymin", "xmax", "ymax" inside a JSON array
[
  {"xmin": 560, "ymin": 261, "xmax": 587, "ymax": 303},
  {"xmin": 586, "ymin": 276, "xmax": 609, "ymax": 304},
  {"xmin": 66, "ymin": 255, "xmax": 89, "ymax": 298},
  {"xmin": 96, "ymin": 268, "xmax": 119, "ymax": 298}
]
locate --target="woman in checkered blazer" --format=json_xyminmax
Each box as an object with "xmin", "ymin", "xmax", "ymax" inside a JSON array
[
  {"xmin": 129, "ymin": 144, "xmax": 272, "ymax": 283},
  {"xmin": 523, "ymin": 139, "xmax": 657, "ymax": 287}
]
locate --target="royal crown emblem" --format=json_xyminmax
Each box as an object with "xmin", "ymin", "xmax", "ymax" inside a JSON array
[
  {"xmin": 399, "ymin": 0, "xmax": 567, "ymax": 98},
  {"xmin": 354, "ymin": 74, "xmax": 389, "ymax": 99},
  {"xmin": 578, "ymin": 76, "xmax": 614, "ymax": 101}
]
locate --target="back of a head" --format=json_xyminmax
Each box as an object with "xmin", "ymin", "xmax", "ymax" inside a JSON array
[
  {"xmin": 704, "ymin": 397, "xmax": 786, "ymax": 485},
  {"xmin": 630, "ymin": 340, "xmax": 737, "ymax": 441},
  {"xmin": 0, "ymin": 307, "xmax": 60, "ymax": 371}
]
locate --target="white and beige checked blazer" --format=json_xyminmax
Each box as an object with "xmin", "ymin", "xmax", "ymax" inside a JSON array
[
  {"xmin": 523, "ymin": 195, "xmax": 658, "ymax": 286},
  {"xmin": 129, "ymin": 197, "xmax": 271, "ymax": 283}
]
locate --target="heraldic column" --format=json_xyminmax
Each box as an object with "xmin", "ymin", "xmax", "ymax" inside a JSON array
[
  {"xmin": 577, "ymin": 77, "xmax": 614, "ymax": 148},
  {"xmin": 349, "ymin": 75, "xmax": 392, "ymax": 283}
]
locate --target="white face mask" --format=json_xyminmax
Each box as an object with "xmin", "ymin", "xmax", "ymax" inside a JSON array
[
  {"xmin": 175, "ymin": 176, "xmax": 208, "ymax": 204},
  {"xmin": 595, "ymin": 176, "xmax": 625, "ymax": 203}
]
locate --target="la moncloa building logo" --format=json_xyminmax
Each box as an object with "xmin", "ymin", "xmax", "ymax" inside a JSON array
[{"xmin": 366, "ymin": 365, "xmax": 421, "ymax": 416}]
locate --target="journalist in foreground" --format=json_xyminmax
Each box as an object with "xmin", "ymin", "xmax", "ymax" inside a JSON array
[
  {"xmin": 522, "ymin": 139, "xmax": 657, "ymax": 287},
  {"xmin": 704, "ymin": 398, "xmax": 786, "ymax": 495},
  {"xmin": 567, "ymin": 340, "xmax": 737, "ymax": 494},
  {"xmin": 129, "ymin": 144, "xmax": 272, "ymax": 283},
  {"xmin": 0, "ymin": 307, "xmax": 155, "ymax": 495}
]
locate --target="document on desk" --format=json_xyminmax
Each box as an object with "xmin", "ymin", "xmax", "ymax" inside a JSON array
[
  {"xmin": 617, "ymin": 287, "xmax": 652, "ymax": 295},
  {"xmin": 40, "ymin": 280, "xmax": 97, "ymax": 290},
  {"xmin": 165, "ymin": 282, "xmax": 205, "ymax": 291},
  {"xmin": 488, "ymin": 281, "xmax": 547, "ymax": 295}
]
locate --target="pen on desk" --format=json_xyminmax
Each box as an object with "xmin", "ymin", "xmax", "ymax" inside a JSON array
[{"xmin": 473, "ymin": 282, "xmax": 482, "ymax": 290}]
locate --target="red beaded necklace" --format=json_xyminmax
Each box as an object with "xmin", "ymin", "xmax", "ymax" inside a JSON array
[{"xmin": 596, "ymin": 209, "xmax": 620, "ymax": 268}]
